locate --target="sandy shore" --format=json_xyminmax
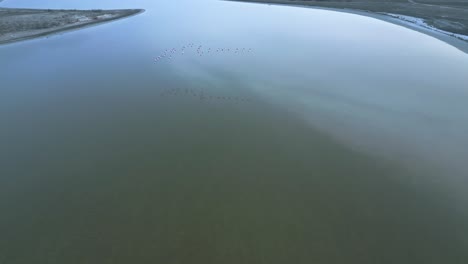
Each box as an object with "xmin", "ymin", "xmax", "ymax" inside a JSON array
[
  {"xmin": 0, "ymin": 8, "xmax": 144, "ymax": 45},
  {"xmin": 230, "ymin": 0, "xmax": 468, "ymax": 54}
]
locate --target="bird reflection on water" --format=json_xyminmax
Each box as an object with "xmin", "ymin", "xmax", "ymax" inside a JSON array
[{"xmin": 159, "ymin": 87, "xmax": 252, "ymax": 103}]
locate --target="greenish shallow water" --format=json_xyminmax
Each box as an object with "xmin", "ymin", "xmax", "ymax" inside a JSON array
[{"xmin": 1, "ymin": 0, "xmax": 468, "ymax": 263}]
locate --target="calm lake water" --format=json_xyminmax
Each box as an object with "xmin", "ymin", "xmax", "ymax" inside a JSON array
[{"xmin": 1, "ymin": 0, "xmax": 468, "ymax": 263}]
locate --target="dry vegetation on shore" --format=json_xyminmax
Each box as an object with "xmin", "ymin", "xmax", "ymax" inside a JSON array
[{"xmin": 0, "ymin": 7, "xmax": 143, "ymax": 45}]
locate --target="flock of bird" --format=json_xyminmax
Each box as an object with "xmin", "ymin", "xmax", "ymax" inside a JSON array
[
  {"xmin": 159, "ymin": 88, "xmax": 252, "ymax": 103},
  {"xmin": 153, "ymin": 44, "xmax": 255, "ymax": 103},
  {"xmin": 154, "ymin": 43, "xmax": 254, "ymax": 62}
]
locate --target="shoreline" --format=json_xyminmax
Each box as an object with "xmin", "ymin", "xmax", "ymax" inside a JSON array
[
  {"xmin": 0, "ymin": 8, "xmax": 145, "ymax": 46},
  {"xmin": 228, "ymin": 0, "xmax": 468, "ymax": 54},
  {"xmin": 376, "ymin": 12, "xmax": 468, "ymax": 53}
]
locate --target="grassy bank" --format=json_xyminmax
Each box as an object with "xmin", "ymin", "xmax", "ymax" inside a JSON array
[{"xmin": 0, "ymin": 8, "xmax": 144, "ymax": 45}]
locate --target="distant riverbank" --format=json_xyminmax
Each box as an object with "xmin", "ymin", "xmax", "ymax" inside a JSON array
[
  {"xmin": 0, "ymin": 7, "xmax": 144, "ymax": 45},
  {"xmin": 230, "ymin": 0, "xmax": 468, "ymax": 54}
]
